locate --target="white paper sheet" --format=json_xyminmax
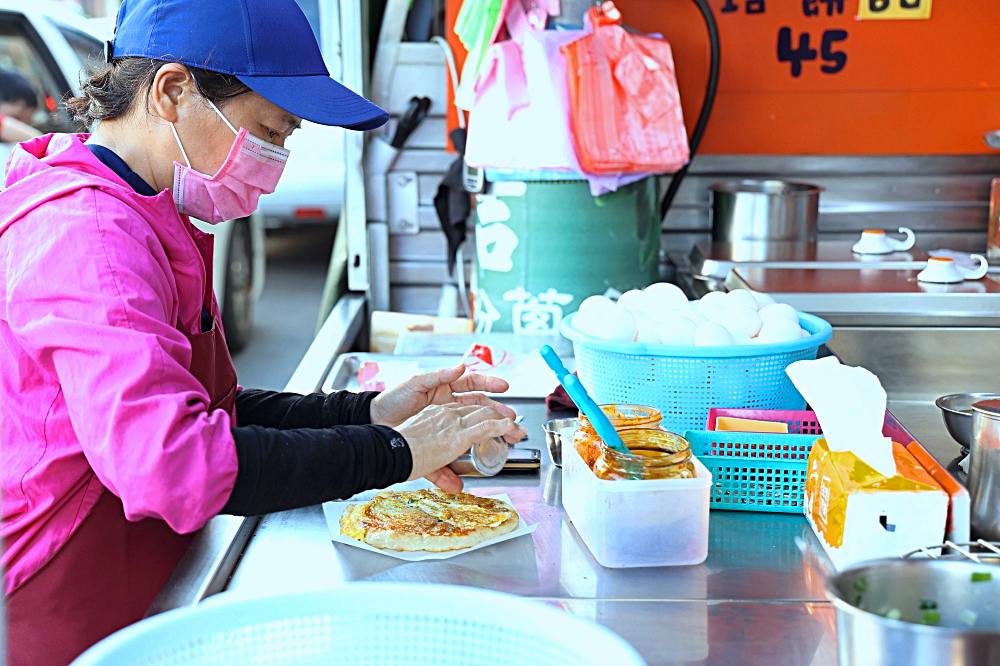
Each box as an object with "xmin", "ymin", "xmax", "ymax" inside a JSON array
[{"xmin": 322, "ymin": 489, "xmax": 536, "ymax": 562}]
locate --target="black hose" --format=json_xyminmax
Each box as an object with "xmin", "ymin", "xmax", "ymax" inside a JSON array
[{"xmin": 658, "ymin": 0, "xmax": 721, "ymax": 221}]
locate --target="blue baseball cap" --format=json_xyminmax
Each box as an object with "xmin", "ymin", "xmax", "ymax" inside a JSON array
[{"xmin": 108, "ymin": 0, "xmax": 388, "ymax": 130}]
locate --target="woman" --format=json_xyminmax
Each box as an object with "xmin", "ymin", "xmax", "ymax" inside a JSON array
[{"xmin": 0, "ymin": 1, "xmax": 524, "ymax": 664}]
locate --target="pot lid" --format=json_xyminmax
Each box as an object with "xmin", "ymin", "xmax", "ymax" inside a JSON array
[{"xmin": 971, "ymin": 399, "xmax": 1000, "ymax": 417}]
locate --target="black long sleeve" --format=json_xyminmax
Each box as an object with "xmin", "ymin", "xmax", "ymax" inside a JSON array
[
  {"xmin": 221, "ymin": 424, "xmax": 411, "ymax": 516},
  {"xmin": 235, "ymin": 389, "xmax": 379, "ymax": 429}
]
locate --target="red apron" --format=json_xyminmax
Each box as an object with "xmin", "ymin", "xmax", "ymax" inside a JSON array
[{"xmin": 5, "ymin": 313, "xmax": 238, "ymax": 666}]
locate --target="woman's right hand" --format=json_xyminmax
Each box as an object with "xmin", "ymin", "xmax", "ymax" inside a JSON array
[{"xmin": 396, "ymin": 403, "xmax": 524, "ymax": 493}]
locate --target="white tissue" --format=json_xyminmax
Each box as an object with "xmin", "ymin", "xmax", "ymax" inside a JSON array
[{"xmin": 785, "ymin": 356, "xmax": 897, "ymax": 478}]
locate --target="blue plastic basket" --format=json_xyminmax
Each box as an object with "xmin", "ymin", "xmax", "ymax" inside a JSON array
[
  {"xmin": 560, "ymin": 312, "xmax": 832, "ymax": 434},
  {"xmin": 684, "ymin": 429, "xmax": 818, "ymax": 513}
]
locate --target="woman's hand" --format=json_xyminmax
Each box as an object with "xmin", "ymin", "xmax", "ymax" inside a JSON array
[
  {"xmin": 371, "ymin": 365, "xmax": 524, "ymax": 444},
  {"xmin": 396, "ymin": 403, "xmax": 520, "ymax": 492}
]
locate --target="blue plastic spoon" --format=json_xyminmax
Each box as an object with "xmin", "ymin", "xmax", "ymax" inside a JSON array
[{"xmin": 539, "ymin": 345, "xmax": 631, "ymax": 456}]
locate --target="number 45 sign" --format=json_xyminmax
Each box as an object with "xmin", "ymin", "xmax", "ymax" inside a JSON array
[{"xmin": 858, "ymin": 0, "xmax": 932, "ymax": 20}]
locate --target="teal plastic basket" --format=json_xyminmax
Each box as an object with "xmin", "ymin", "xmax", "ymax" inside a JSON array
[
  {"xmin": 561, "ymin": 312, "xmax": 833, "ymax": 434},
  {"xmin": 684, "ymin": 430, "xmax": 818, "ymax": 513}
]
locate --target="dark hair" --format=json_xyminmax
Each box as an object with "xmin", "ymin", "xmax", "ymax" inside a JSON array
[
  {"xmin": 65, "ymin": 57, "xmax": 249, "ymax": 126},
  {"xmin": 0, "ymin": 68, "xmax": 38, "ymax": 107}
]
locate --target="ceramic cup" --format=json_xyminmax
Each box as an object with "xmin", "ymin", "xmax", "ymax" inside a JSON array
[
  {"xmin": 852, "ymin": 227, "xmax": 916, "ymax": 255},
  {"xmin": 917, "ymin": 254, "xmax": 989, "ymax": 283}
]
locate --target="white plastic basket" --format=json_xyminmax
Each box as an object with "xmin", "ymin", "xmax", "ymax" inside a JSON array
[{"xmin": 72, "ymin": 584, "xmax": 645, "ymax": 666}]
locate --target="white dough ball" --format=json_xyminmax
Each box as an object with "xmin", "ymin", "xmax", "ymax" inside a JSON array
[
  {"xmin": 578, "ymin": 295, "xmax": 616, "ymax": 319},
  {"xmin": 633, "ymin": 312, "xmax": 662, "ymax": 343},
  {"xmin": 681, "ymin": 309, "xmax": 710, "ymax": 327},
  {"xmin": 800, "ymin": 327, "xmax": 812, "ymax": 338},
  {"xmin": 694, "ymin": 322, "xmax": 735, "ymax": 347},
  {"xmin": 722, "ymin": 306, "xmax": 762, "ymax": 338},
  {"xmin": 727, "ymin": 330, "xmax": 754, "ymax": 346},
  {"xmin": 616, "ymin": 289, "xmax": 647, "ymax": 315},
  {"xmin": 698, "ymin": 304, "xmax": 730, "ymax": 325},
  {"xmin": 755, "ymin": 318, "xmax": 803, "ymax": 344},
  {"xmin": 580, "ymin": 306, "xmax": 636, "ymax": 341},
  {"xmin": 726, "ymin": 289, "xmax": 760, "ymax": 312},
  {"xmin": 750, "ymin": 291, "xmax": 776, "ymax": 309},
  {"xmin": 698, "ymin": 290, "xmax": 729, "ymax": 313},
  {"xmin": 575, "ymin": 295, "xmax": 621, "ymax": 338},
  {"xmin": 657, "ymin": 315, "xmax": 697, "ymax": 345},
  {"xmin": 643, "ymin": 282, "xmax": 689, "ymax": 311},
  {"xmin": 759, "ymin": 303, "xmax": 799, "ymax": 325}
]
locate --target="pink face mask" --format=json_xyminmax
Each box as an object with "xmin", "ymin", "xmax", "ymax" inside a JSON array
[{"xmin": 169, "ymin": 99, "xmax": 290, "ymax": 223}]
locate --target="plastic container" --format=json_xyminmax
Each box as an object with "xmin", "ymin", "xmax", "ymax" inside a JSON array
[
  {"xmin": 563, "ymin": 439, "xmax": 711, "ymax": 568},
  {"xmin": 561, "ymin": 312, "xmax": 832, "ymax": 434},
  {"xmin": 692, "ymin": 407, "xmax": 824, "ymax": 513},
  {"xmin": 684, "ymin": 429, "xmax": 817, "ymax": 513},
  {"xmin": 72, "ymin": 584, "xmax": 645, "ymax": 666}
]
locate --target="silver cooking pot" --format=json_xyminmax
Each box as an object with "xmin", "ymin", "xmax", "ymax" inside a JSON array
[
  {"xmin": 970, "ymin": 399, "xmax": 1000, "ymax": 540},
  {"xmin": 709, "ymin": 179, "xmax": 822, "ymax": 243},
  {"xmin": 826, "ymin": 558, "xmax": 1000, "ymax": 665}
]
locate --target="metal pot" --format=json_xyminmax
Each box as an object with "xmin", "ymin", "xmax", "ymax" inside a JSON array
[
  {"xmin": 970, "ymin": 400, "xmax": 1000, "ymax": 540},
  {"xmin": 709, "ymin": 179, "xmax": 822, "ymax": 243},
  {"xmin": 826, "ymin": 558, "xmax": 1000, "ymax": 665}
]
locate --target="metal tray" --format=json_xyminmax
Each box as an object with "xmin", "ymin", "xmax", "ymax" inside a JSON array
[{"xmin": 323, "ymin": 351, "xmax": 573, "ymax": 398}]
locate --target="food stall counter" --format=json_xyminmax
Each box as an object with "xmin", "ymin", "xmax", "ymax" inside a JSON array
[{"xmin": 217, "ymin": 399, "xmax": 852, "ymax": 665}]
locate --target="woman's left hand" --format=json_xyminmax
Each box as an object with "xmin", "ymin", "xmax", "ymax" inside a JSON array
[{"xmin": 370, "ymin": 364, "xmax": 526, "ymax": 442}]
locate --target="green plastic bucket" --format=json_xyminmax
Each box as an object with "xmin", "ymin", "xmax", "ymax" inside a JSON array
[{"xmin": 473, "ymin": 177, "xmax": 660, "ymax": 334}]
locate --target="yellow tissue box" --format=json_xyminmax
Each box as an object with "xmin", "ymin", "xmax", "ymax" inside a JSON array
[{"xmin": 804, "ymin": 437, "xmax": 948, "ymax": 570}]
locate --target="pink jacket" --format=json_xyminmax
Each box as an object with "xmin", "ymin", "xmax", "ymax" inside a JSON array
[{"xmin": 1, "ymin": 134, "xmax": 238, "ymax": 594}]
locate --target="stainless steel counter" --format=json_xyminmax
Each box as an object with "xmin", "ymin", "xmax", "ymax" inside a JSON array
[
  {"xmin": 209, "ymin": 398, "xmax": 956, "ymax": 665},
  {"xmin": 678, "ymin": 241, "xmax": 1000, "ymax": 327}
]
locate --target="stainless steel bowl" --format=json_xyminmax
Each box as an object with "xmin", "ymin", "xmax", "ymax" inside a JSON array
[
  {"xmin": 542, "ymin": 418, "xmax": 577, "ymax": 468},
  {"xmin": 936, "ymin": 393, "xmax": 1000, "ymax": 450},
  {"xmin": 826, "ymin": 558, "xmax": 1000, "ymax": 665}
]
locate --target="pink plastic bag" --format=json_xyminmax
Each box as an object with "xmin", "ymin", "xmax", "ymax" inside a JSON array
[
  {"xmin": 465, "ymin": 2, "xmax": 652, "ymax": 194},
  {"xmin": 562, "ymin": 3, "xmax": 690, "ymax": 174}
]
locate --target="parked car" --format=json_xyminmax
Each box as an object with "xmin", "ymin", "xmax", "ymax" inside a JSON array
[
  {"xmin": 0, "ymin": 0, "xmax": 265, "ymax": 351},
  {"xmin": 256, "ymin": 0, "xmax": 346, "ymax": 227}
]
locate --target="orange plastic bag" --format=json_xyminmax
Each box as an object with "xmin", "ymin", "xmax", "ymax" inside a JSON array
[{"xmin": 561, "ymin": 3, "xmax": 690, "ymax": 174}]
